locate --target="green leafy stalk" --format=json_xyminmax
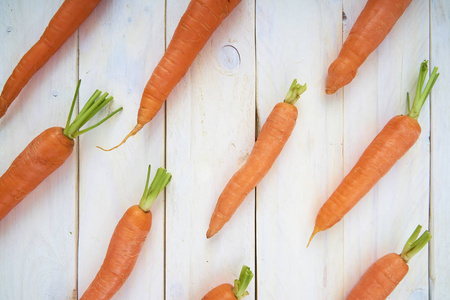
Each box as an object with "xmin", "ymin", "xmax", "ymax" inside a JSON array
[
  {"xmin": 63, "ymin": 81, "xmax": 122, "ymax": 139},
  {"xmin": 284, "ymin": 79, "xmax": 307, "ymax": 105},
  {"xmin": 139, "ymin": 166, "xmax": 172, "ymax": 213},
  {"xmin": 233, "ymin": 265, "xmax": 254, "ymax": 300},
  {"xmin": 400, "ymin": 225, "xmax": 432, "ymax": 263},
  {"xmin": 408, "ymin": 60, "xmax": 440, "ymax": 120}
]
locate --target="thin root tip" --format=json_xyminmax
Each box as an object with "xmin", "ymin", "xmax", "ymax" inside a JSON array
[
  {"xmin": 307, "ymin": 226, "xmax": 320, "ymax": 248},
  {"xmin": 325, "ymin": 87, "xmax": 336, "ymax": 95},
  {"xmin": 96, "ymin": 124, "xmax": 143, "ymax": 152},
  {"xmin": 206, "ymin": 229, "xmax": 214, "ymax": 239}
]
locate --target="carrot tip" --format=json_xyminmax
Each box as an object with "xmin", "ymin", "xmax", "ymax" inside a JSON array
[
  {"xmin": 325, "ymin": 87, "xmax": 336, "ymax": 95},
  {"xmin": 206, "ymin": 229, "xmax": 214, "ymax": 239},
  {"xmin": 97, "ymin": 124, "xmax": 143, "ymax": 151},
  {"xmin": 307, "ymin": 226, "xmax": 320, "ymax": 248}
]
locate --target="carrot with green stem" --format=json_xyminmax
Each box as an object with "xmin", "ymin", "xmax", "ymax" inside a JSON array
[
  {"xmin": 202, "ymin": 265, "xmax": 254, "ymax": 300},
  {"xmin": 207, "ymin": 79, "xmax": 306, "ymax": 238},
  {"xmin": 0, "ymin": 0, "xmax": 102, "ymax": 119},
  {"xmin": 0, "ymin": 80, "xmax": 121, "ymax": 221},
  {"xmin": 347, "ymin": 225, "xmax": 431, "ymax": 299},
  {"xmin": 326, "ymin": 0, "xmax": 412, "ymax": 94},
  {"xmin": 81, "ymin": 166, "xmax": 171, "ymax": 300},
  {"xmin": 99, "ymin": 0, "xmax": 242, "ymax": 151},
  {"xmin": 308, "ymin": 61, "xmax": 439, "ymax": 246}
]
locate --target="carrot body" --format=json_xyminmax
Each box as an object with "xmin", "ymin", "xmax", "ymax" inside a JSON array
[
  {"xmin": 311, "ymin": 115, "xmax": 420, "ymax": 237},
  {"xmin": 325, "ymin": 0, "xmax": 412, "ymax": 94},
  {"xmin": 207, "ymin": 102, "xmax": 298, "ymax": 238},
  {"xmin": 0, "ymin": 0, "xmax": 101, "ymax": 118},
  {"xmin": 81, "ymin": 205, "xmax": 152, "ymax": 300},
  {"xmin": 0, "ymin": 127, "xmax": 73, "ymax": 220},
  {"xmin": 347, "ymin": 253, "xmax": 408, "ymax": 300},
  {"xmin": 202, "ymin": 283, "xmax": 236, "ymax": 300}
]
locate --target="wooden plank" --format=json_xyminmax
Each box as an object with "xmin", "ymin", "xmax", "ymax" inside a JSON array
[
  {"xmin": 430, "ymin": 0, "xmax": 450, "ymax": 298},
  {"xmin": 76, "ymin": 0, "xmax": 166, "ymax": 299},
  {"xmin": 255, "ymin": 0, "xmax": 344, "ymax": 298},
  {"xmin": 341, "ymin": 0, "xmax": 430, "ymax": 298},
  {"xmin": 0, "ymin": 0, "xmax": 78, "ymax": 298},
  {"xmin": 165, "ymin": 0, "xmax": 256, "ymax": 299}
]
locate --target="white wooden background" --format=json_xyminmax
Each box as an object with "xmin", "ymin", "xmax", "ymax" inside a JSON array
[{"xmin": 0, "ymin": 0, "xmax": 448, "ymax": 299}]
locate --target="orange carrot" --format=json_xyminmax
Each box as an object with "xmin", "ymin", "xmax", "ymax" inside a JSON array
[
  {"xmin": 202, "ymin": 265, "xmax": 253, "ymax": 300},
  {"xmin": 0, "ymin": 0, "xmax": 102, "ymax": 119},
  {"xmin": 347, "ymin": 225, "xmax": 431, "ymax": 300},
  {"xmin": 100, "ymin": 0, "xmax": 242, "ymax": 151},
  {"xmin": 308, "ymin": 61, "xmax": 439, "ymax": 246},
  {"xmin": 81, "ymin": 166, "xmax": 171, "ymax": 300},
  {"xmin": 207, "ymin": 79, "xmax": 306, "ymax": 238},
  {"xmin": 0, "ymin": 80, "xmax": 121, "ymax": 221},
  {"xmin": 326, "ymin": 0, "xmax": 412, "ymax": 94}
]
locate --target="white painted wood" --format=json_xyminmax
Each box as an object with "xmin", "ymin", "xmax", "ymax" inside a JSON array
[
  {"xmin": 76, "ymin": 0, "xmax": 165, "ymax": 299},
  {"xmin": 430, "ymin": 0, "xmax": 450, "ymax": 298},
  {"xmin": 0, "ymin": 0, "xmax": 78, "ymax": 299},
  {"xmin": 165, "ymin": 1, "xmax": 256, "ymax": 299}
]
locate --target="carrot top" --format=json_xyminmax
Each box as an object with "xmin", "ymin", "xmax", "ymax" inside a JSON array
[
  {"xmin": 139, "ymin": 165, "xmax": 172, "ymax": 213},
  {"xmin": 407, "ymin": 61, "xmax": 439, "ymax": 120},
  {"xmin": 284, "ymin": 79, "xmax": 307, "ymax": 105},
  {"xmin": 400, "ymin": 225, "xmax": 432, "ymax": 263},
  {"xmin": 63, "ymin": 80, "xmax": 123, "ymax": 139},
  {"xmin": 233, "ymin": 265, "xmax": 254, "ymax": 300}
]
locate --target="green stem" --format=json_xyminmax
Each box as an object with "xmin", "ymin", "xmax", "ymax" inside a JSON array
[
  {"xmin": 400, "ymin": 225, "xmax": 432, "ymax": 263},
  {"xmin": 139, "ymin": 166, "xmax": 172, "ymax": 212},
  {"xmin": 63, "ymin": 81, "xmax": 122, "ymax": 139},
  {"xmin": 233, "ymin": 265, "xmax": 254, "ymax": 300},
  {"xmin": 284, "ymin": 79, "xmax": 307, "ymax": 105},
  {"xmin": 408, "ymin": 60, "xmax": 440, "ymax": 120}
]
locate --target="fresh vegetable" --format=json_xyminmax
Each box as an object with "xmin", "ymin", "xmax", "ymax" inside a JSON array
[
  {"xmin": 308, "ymin": 61, "xmax": 439, "ymax": 246},
  {"xmin": 81, "ymin": 166, "xmax": 171, "ymax": 300},
  {"xmin": 325, "ymin": 0, "xmax": 412, "ymax": 94},
  {"xmin": 347, "ymin": 225, "xmax": 431, "ymax": 300},
  {"xmin": 202, "ymin": 265, "xmax": 253, "ymax": 300},
  {"xmin": 0, "ymin": 0, "xmax": 102, "ymax": 119},
  {"xmin": 99, "ymin": 0, "xmax": 242, "ymax": 151},
  {"xmin": 0, "ymin": 80, "xmax": 121, "ymax": 221},
  {"xmin": 207, "ymin": 79, "xmax": 306, "ymax": 238}
]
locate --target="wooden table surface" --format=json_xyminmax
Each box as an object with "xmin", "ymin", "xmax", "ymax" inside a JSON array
[{"xmin": 1, "ymin": 0, "xmax": 449, "ymax": 299}]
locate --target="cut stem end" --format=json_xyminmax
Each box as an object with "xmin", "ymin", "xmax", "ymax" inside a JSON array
[
  {"xmin": 284, "ymin": 79, "xmax": 307, "ymax": 105},
  {"xmin": 233, "ymin": 265, "xmax": 254, "ymax": 300}
]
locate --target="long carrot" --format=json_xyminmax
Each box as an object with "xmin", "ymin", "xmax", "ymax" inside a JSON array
[
  {"xmin": 0, "ymin": 0, "xmax": 102, "ymax": 119},
  {"xmin": 207, "ymin": 79, "xmax": 307, "ymax": 238},
  {"xmin": 202, "ymin": 265, "xmax": 254, "ymax": 300},
  {"xmin": 0, "ymin": 80, "xmax": 121, "ymax": 221},
  {"xmin": 99, "ymin": 0, "xmax": 242, "ymax": 151},
  {"xmin": 325, "ymin": 0, "xmax": 412, "ymax": 94},
  {"xmin": 347, "ymin": 225, "xmax": 431, "ymax": 299},
  {"xmin": 308, "ymin": 61, "xmax": 439, "ymax": 246},
  {"xmin": 81, "ymin": 166, "xmax": 171, "ymax": 300}
]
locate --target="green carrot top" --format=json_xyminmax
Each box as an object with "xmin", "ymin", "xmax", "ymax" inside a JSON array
[
  {"xmin": 139, "ymin": 165, "xmax": 172, "ymax": 213},
  {"xmin": 400, "ymin": 225, "xmax": 432, "ymax": 263},
  {"xmin": 284, "ymin": 79, "xmax": 307, "ymax": 106},
  {"xmin": 233, "ymin": 265, "xmax": 254, "ymax": 300}
]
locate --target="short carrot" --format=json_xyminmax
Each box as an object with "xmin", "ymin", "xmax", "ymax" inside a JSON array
[
  {"xmin": 347, "ymin": 225, "xmax": 431, "ymax": 300},
  {"xmin": 99, "ymin": 0, "xmax": 242, "ymax": 151},
  {"xmin": 0, "ymin": 80, "xmax": 121, "ymax": 221},
  {"xmin": 0, "ymin": 0, "xmax": 102, "ymax": 119},
  {"xmin": 202, "ymin": 265, "xmax": 254, "ymax": 300},
  {"xmin": 325, "ymin": 0, "xmax": 412, "ymax": 94},
  {"xmin": 308, "ymin": 61, "xmax": 439, "ymax": 246},
  {"xmin": 207, "ymin": 79, "xmax": 306, "ymax": 238},
  {"xmin": 81, "ymin": 166, "xmax": 171, "ymax": 300}
]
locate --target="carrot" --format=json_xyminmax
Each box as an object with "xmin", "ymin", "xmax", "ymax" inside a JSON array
[
  {"xmin": 81, "ymin": 166, "xmax": 171, "ymax": 300},
  {"xmin": 207, "ymin": 79, "xmax": 306, "ymax": 238},
  {"xmin": 325, "ymin": 0, "xmax": 412, "ymax": 94},
  {"xmin": 347, "ymin": 225, "xmax": 431, "ymax": 299},
  {"xmin": 0, "ymin": 0, "xmax": 102, "ymax": 119},
  {"xmin": 0, "ymin": 80, "xmax": 121, "ymax": 221},
  {"xmin": 202, "ymin": 265, "xmax": 253, "ymax": 300},
  {"xmin": 308, "ymin": 61, "xmax": 439, "ymax": 246},
  {"xmin": 99, "ymin": 0, "xmax": 242, "ymax": 151}
]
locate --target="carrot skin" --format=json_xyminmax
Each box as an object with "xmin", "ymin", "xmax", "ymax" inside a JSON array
[
  {"xmin": 81, "ymin": 205, "xmax": 152, "ymax": 300},
  {"xmin": 207, "ymin": 102, "xmax": 298, "ymax": 238},
  {"xmin": 202, "ymin": 283, "xmax": 236, "ymax": 300},
  {"xmin": 0, "ymin": 0, "xmax": 102, "ymax": 118},
  {"xmin": 314, "ymin": 115, "xmax": 420, "ymax": 232},
  {"xmin": 347, "ymin": 253, "xmax": 409, "ymax": 300},
  {"xmin": 0, "ymin": 127, "xmax": 74, "ymax": 221},
  {"xmin": 325, "ymin": 0, "xmax": 412, "ymax": 94}
]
